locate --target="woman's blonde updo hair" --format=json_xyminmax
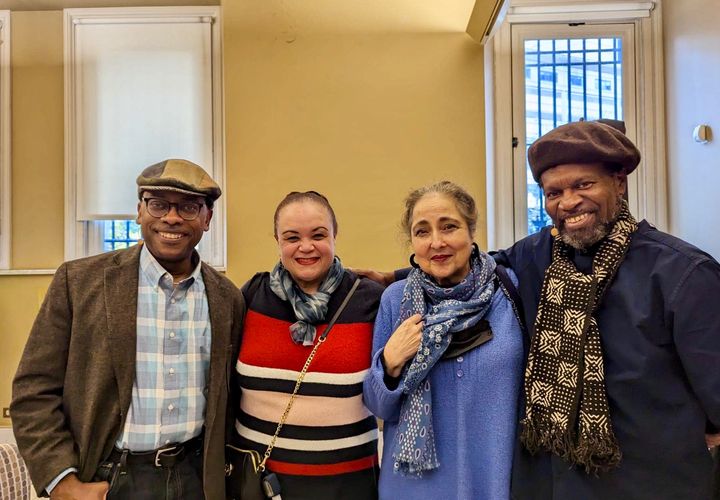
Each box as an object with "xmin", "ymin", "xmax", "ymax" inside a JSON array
[{"xmin": 400, "ymin": 181, "xmax": 478, "ymax": 241}]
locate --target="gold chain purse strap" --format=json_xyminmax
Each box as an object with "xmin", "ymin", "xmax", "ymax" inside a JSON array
[{"xmin": 254, "ymin": 278, "xmax": 361, "ymax": 473}]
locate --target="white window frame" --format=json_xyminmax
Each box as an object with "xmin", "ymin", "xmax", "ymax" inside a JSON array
[
  {"xmin": 64, "ymin": 6, "xmax": 226, "ymax": 269},
  {"xmin": 485, "ymin": 1, "xmax": 666, "ymax": 250},
  {"xmin": 0, "ymin": 11, "xmax": 11, "ymax": 270}
]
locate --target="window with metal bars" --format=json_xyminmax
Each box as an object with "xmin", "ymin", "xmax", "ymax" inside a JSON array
[
  {"xmin": 523, "ymin": 37, "xmax": 623, "ymax": 234},
  {"xmin": 103, "ymin": 220, "xmax": 141, "ymax": 252}
]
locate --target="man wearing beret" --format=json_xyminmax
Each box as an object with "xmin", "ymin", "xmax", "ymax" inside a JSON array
[
  {"xmin": 357, "ymin": 119, "xmax": 720, "ymax": 498},
  {"xmin": 11, "ymin": 159, "xmax": 244, "ymax": 499},
  {"xmin": 494, "ymin": 119, "xmax": 720, "ymax": 499}
]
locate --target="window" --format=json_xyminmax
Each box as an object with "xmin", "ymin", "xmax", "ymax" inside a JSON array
[
  {"xmin": 522, "ymin": 33, "xmax": 625, "ymax": 234},
  {"xmin": 64, "ymin": 7, "xmax": 225, "ymax": 268},
  {"xmin": 0, "ymin": 11, "xmax": 10, "ymax": 269},
  {"xmin": 104, "ymin": 220, "xmax": 142, "ymax": 252},
  {"xmin": 486, "ymin": 1, "xmax": 666, "ymax": 249}
]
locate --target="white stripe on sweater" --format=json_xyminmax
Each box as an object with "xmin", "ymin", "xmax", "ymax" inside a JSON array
[
  {"xmin": 235, "ymin": 421, "xmax": 378, "ymax": 451},
  {"xmin": 237, "ymin": 361, "xmax": 368, "ymax": 385}
]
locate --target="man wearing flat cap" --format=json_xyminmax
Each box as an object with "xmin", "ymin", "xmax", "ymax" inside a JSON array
[
  {"xmin": 492, "ymin": 120, "xmax": 720, "ymax": 499},
  {"xmin": 11, "ymin": 159, "xmax": 244, "ymax": 499}
]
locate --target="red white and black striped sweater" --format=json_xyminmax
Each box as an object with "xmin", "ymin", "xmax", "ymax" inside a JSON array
[{"xmin": 234, "ymin": 271, "xmax": 383, "ymax": 499}]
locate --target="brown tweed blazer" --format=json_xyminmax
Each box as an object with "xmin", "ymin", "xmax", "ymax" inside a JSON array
[{"xmin": 11, "ymin": 244, "xmax": 244, "ymax": 499}]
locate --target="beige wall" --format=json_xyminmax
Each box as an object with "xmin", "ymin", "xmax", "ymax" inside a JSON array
[
  {"xmin": 223, "ymin": 27, "xmax": 487, "ymax": 286},
  {"xmin": 0, "ymin": 11, "xmax": 63, "ymax": 426},
  {"xmin": 0, "ymin": 4, "xmax": 487, "ymax": 426},
  {"xmin": 0, "ymin": 275, "xmax": 52, "ymax": 426},
  {"xmin": 222, "ymin": 1, "xmax": 487, "ymax": 287},
  {"xmin": 664, "ymin": 0, "xmax": 720, "ymax": 260},
  {"xmin": 10, "ymin": 11, "xmax": 65, "ymax": 269}
]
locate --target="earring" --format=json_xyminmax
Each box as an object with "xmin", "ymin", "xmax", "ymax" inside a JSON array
[
  {"xmin": 550, "ymin": 226, "xmax": 560, "ymax": 237},
  {"xmin": 471, "ymin": 242, "xmax": 480, "ymax": 258},
  {"xmin": 409, "ymin": 254, "xmax": 420, "ymax": 268}
]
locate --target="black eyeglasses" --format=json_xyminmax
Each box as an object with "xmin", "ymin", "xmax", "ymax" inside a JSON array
[{"xmin": 142, "ymin": 197, "xmax": 205, "ymax": 221}]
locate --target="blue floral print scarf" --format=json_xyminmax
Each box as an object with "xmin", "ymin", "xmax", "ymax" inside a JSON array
[
  {"xmin": 269, "ymin": 256, "xmax": 345, "ymax": 345},
  {"xmin": 392, "ymin": 250, "xmax": 497, "ymax": 476}
]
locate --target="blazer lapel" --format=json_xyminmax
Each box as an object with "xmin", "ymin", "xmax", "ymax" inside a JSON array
[
  {"xmin": 104, "ymin": 244, "xmax": 142, "ymax": 415},
  {"xmin": 202, "ymin": 265, "xmax": 231, "ymax": 434}
]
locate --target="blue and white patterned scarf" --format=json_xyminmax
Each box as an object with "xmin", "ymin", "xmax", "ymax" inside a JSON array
[
  {"xmin": 392, "ymin": 251, "xmax": 497, "ymax": 476},
  {"xmin": 269, "ymin": 257, "xmax": 345, "ymax": 345}
]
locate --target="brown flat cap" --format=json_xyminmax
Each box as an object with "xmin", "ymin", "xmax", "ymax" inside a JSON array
[
  {"xmin": 527, "ymin": 120, "xmax": 641, "ymax": 183},
  {"xmin": 136, "ymin": 159, "xmax": 221, "ymax": 202}
]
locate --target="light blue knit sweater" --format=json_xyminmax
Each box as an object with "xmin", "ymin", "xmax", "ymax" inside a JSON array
[{"xmin": 363, "ymin": 275, "xmax": 524, "ymax": 500}]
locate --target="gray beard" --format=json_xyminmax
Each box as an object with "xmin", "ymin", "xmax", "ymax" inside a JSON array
[{"xmin": 559, "ymin": 199, "xmax": 623, "ymax": 250}]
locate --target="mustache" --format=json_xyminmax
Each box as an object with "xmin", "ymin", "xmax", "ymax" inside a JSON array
[{"xmin": 556, "ymin": 199, "xmax": 624, "ymax": 249}]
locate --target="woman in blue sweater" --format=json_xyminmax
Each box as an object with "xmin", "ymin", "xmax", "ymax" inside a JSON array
[{"xmin": 363, "ymin": 181, "xmax": 524, "ymax": 499}]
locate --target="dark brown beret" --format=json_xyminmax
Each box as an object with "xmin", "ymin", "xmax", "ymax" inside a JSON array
[
  {"xmin": 527, "ymin": 120, "xmax": 641, "ymax": 183},
  {"xmin": 136, "ymin": 159, "xmax": 221, "ymax": 202}
]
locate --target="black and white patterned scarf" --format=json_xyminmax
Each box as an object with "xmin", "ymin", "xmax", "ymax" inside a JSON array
[
  {"xmin": 521, "ymin": 200, "xmax": 637, "ymax": 474},
  {"xmin": 269, "ymin": 257, "xmax": 345, "ymax": 345}
]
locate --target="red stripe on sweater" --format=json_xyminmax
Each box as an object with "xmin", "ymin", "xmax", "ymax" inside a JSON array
[
  {"xmin": 239, "ymin": 310, "xmax": 373, "ymax": 373},
  {"xmin": 266, "ymin": 455, "xmax": 378, "ymax": 476}
]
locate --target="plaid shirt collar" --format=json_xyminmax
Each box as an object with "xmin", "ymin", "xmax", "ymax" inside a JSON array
[{"xmin": 140, "ymin": 244, "xmax": 203, "ymax": 289}]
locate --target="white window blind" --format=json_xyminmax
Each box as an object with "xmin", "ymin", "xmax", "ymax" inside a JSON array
[
  {"xmin": 65, "ymin": 7, "xmax": 225, "ymax": 267},
  {"xmin": 73, "ymin": 21, "xmax": 213, "ymax": 219}
]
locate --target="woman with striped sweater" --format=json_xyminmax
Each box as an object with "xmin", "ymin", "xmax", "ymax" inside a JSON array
[{"xmin": 229, "ymin": 191, "xmax": 384, "ymax": 499}]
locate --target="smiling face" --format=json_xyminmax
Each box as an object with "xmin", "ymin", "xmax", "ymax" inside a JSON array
[
  {"xmin": 276, "ymin": 200, "xmax": 336, "ymax": 294},
  {"xmin": 410, "ymin": 192, "xmax": 474, "ymax": 287},
  {"xmin": 540, "ymin": 162, "xmax": 627, "ymax": 249},
  {"xmin": 137, "ymin": 190, "xmax": 212, "ymax": 278}
]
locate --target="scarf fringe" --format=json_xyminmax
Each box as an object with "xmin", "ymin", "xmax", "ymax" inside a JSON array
[
  {"xmin": 521, "ymin": 419, "xmax": 622, "ymax": 475},
  {"xmin": 393, "ymin": 426, "xmax": 440, "ymax": 478},
  {"xmin": 520, "ymin": 418, "xmax": 577, "ymax": 463},
  {"xmin": 393, "ymin": 454, "xmax": 441, "ymax": 478},
  {"xmin": 576, "ymin": 431, "xmax": 622, "ymax": 475}
]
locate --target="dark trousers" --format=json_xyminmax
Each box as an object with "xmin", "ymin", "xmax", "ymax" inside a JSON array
[{"xmin": 93, "ymin": 446, "xmax": 204, "ymax": 500}]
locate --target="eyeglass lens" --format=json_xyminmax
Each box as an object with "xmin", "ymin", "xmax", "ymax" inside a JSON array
[{"xmin": 144, "ymin": 198, "xmax": 202, "ymax": 220}]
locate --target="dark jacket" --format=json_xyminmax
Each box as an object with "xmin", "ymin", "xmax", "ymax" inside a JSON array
[
  {"xmin": 495, "ymin": 221, "xmax": 720, "ymax": 499},
  {"xmin": 11, "ymin": 243, "xmax": 244, "ymax": 499}
]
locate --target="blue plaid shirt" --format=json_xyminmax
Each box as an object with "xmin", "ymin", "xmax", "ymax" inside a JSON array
[{"xmin": 116, "ymin": 245, "xmax": 212, "ymax": 451}]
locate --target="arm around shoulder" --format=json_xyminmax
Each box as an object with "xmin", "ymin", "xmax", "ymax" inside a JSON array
[{"xmin": 362, "ymin": 282, "xmax": 407, "ymax": 422}]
